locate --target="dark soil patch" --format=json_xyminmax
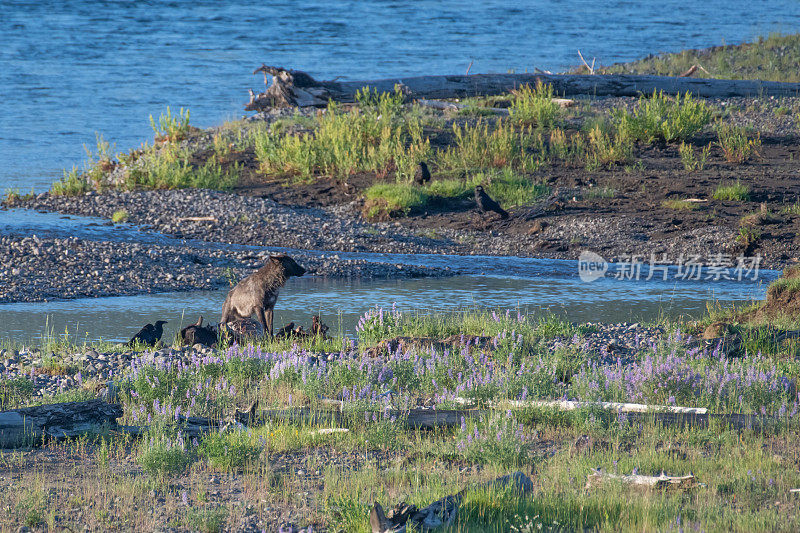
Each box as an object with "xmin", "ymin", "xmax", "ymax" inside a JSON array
[{"xmin": 228, "ymin": 133, "xmax": 800, "ymax": 267}]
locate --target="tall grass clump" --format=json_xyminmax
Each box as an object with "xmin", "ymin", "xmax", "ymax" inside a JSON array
[
  {"xmin": 125, "ymin": 143, "xmax": 241, "ymax": 190},
  {"xmin": 150, "ymin": 107, "xmax": 191, "ymax": 142},
  {"xmin": 716, "ymin": 123, "xmax": 761, "ymax": 163},
  {"xmin": 254, "ymin": 86, "xmax": 432, "ymax": 181},
  {"xmin": 509, "ymin": 81, "xmax": 561, "ymax": 128},
  {"xmin": 679, "ymin": 141, "xmax": 712, "ymax": 171},
  {"xmin": 615, "ymin": 90, "xmax": 712, "ymax": 143},
  {"xmin": 51, "ymin": 166, "xmax": 90, "ymax": 196},
  {"xmin": 585, "ymin": 124, "xmax": 634, "ymax": 169},
  {"xmin": 439, "ymin": 119, "xmax": 540, "ymax": 172},
  {"xmin": 138, "ymin": 433, "xmax": 195, "ymax": 480},
  {"xmin": 199, "ymin": 429, "xmax": 262, "ymax": 471},
  {"xmin": 713, "ymin": 180, "xmax": 750, "ymax": 201},
  {"xmin": 545, "ymin": 128, "xmax": 587, "ymax": 165},
  {"xmin": 456, "ymin": 413, "xmax": 530, "ymax": 466}
]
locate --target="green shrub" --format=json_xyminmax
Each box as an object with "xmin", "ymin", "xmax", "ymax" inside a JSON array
[
  {"xmin": 125, "ymin": 144, "xmax": 240, "ymax": 190},
  {"xmin": 199, "ymin": 429, "xmax": 262, "ymax": 470},
  {"xmin": 679, "ymin": 141, "xmax": 711, "ymax": 171},
  {"xmin": 546, "ymin": 128, "xmax": 587, "ymax": 165},
  {"xmin": 150, "ymin": 107, "xmax": 191, "ymax": 142},
  {"xmin": 716, "ymin": 123, "xmax": 761, "ymax": 163},
  {"xmin": 509, "ymin": 81, "xmax": 561, "ymax": 127},
  {"xmin": 254, "ymin": 87, "xmax": 431, "ymax": 181},
  {"xmin": 439, "ymin": 120, "xmax": 539, "ymax": 172},
  {"xmin": 615, "ymin": 90, "xmax": 712, "ymax": 143},
  {"xmin": 138, "ymin": 435, "xmax": 194, "ymax": 479},
  {"xmin": 51, "ymin": 166, "xmax": 90, "ymax": 196},
  {"xmin": 585, "ymin": 125, "xmax": 633, "ymax": 169},
  {"xmin": 0, "ymin": 377, "xmax": 34, "ymax": 409},
  {"xmin": 185, "ymin": 506, "xmax": 228, "ymax": 533},
  {"xmin": 111, "ymin": 209, "xmax": 129, "ymax": 223},
  {"xmin": 713, "ymin": 180, "xmax": 750, "ymax": 201}
]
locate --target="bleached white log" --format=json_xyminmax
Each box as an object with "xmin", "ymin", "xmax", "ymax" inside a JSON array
[
  {"xmin": 586, "ymin": 470, "xmax": 696, "ymax": 490},
  {"xmin": 453, "ymin": 397, "xmax": 708, "ymax": 414}
]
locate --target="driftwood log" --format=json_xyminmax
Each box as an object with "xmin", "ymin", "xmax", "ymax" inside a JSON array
[
  {"xmin": 0, "ymin": 400, "xmax": 123, "ymax": 447},
  {"xmin": 371, "ymin": 471, "xmax": 534, "ymax": 533},
  {"xmin": 586, "ymin": 470, "xmax": 696, "ymax": 491},
  {"xmin": 246, "ymin": 66, "xmax": 800, "ymax": 111},
  {"xmin": 454, "ymin": 397, "xmax": 708, "ymax": 414}
]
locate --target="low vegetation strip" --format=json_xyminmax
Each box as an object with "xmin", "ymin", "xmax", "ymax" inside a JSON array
[
  {"xmin": 599, "ymin": 33, "xmax": 800, "ymax": 83},
  {"xmin": 2, "ymin": 284, "xmax": 800, "ymax": 530}
]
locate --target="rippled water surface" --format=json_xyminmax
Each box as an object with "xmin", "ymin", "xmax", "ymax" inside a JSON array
[
  {"xmin": 2, "ymin": 0, "xmax": 800, "ymax": 191},
  {"xmin": 0, "ymin": 259, "xmax": 776, "ymax": 343}
]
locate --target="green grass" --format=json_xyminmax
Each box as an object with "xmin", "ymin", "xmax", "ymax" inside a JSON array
[
  {"xmin": 363, "ymin": 182, "xmax": 430, "ymax": 217},
  {"xmin": 199, "ymin": 429, "xmax": 262, "ymax": 471},
  {"xmin": 782, "ymin": 202, "xmax": 800, "ymax": 216},
  {"xmin": 614, "ymin": 90, "xmax": 713, "ymax": 144},
  {"xmin": 125, "ymin": 143, "xmax": 241, "ymax": 190},
  {"xmin": 438, "ymin": 120, "xmax": 540, "ymax": 173},
  {"xmin": 138, "ymin": 435, "xmax": 195, "ymax": 480},
  {"xmin": 362, "ymin": 169, "xmax": 549, "ymax": 218},
  {"xmin": 712, "ymin": 180, "xmax": 750, "ymax": 201},
  {"xmin": 600, "ymin": 32, "xmax": 800, "ymax": 83}
]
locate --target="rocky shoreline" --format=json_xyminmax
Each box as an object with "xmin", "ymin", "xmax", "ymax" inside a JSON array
[
  {"xmin": 0, "ymin": 231, "xmax": 451, "ymax": 304},
  {"xmin": 13, "ymin": 184, "xmax": 777, "ymax": 272}
]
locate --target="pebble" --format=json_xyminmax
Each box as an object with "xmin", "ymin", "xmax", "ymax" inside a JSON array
[{"xmin": 0, "ymin": 232, "xmax": 450, "ymax": 303}]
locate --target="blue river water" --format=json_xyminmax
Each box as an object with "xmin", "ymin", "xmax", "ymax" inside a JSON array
[{"xmin": 2, "ymin": 0, "xmax": 800, "ymax": 192}]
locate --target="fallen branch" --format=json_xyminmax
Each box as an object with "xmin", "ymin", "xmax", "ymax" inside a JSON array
[
  {"xmin": 586, "ymin": 470, "xmax": 696, "ymax": 491},
  {"xmin": 244, "ymin": 66, "xmax": 800, "ymax": 111},
  {"xmin": 0, "ymin": 400, "xmax": 123, "ymax": 447},
  {"xmin": 577, "ymin": 50, "xmax": 596, "ymax": 75}
]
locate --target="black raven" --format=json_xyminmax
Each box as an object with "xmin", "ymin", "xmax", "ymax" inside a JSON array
[
  {"xmin": 413, "ymin": 162, "xmax": 431, "ymax": 185},
  {"xmin": 128, "ymin": 320, "xmax": 167, "ymax": 347},
  {"xmin": 474, "ymin": 185, "xmax": 509, "ymax": 219}
]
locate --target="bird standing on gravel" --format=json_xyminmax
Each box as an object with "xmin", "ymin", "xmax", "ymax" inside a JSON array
[
  {"xmin": 127, "ymin": 320, "xmax": 167, "ymax": 347},
  {"xmin": 413, "ymin": 162, "xmax": 431, "ymax": 185},
  {"xmin": 474, "ymin": 185, "xmax": 509, "ymax": 219}
]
